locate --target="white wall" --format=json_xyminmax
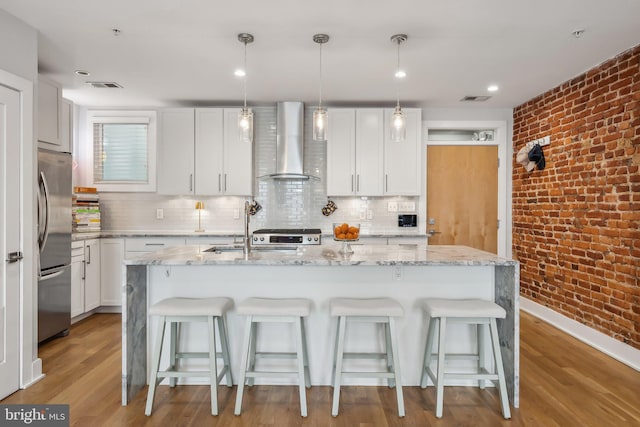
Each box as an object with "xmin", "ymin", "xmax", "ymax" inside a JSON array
[
  {"xmin": 0, "ymin": 8, "xmax": 41, "ymax": 388},
  {"xmin": 0, "ymin": 9, "xmax": 37, "ymax": 82}
]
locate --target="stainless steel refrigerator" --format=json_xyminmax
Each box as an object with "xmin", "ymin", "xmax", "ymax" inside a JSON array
[{"xmin": 37, "ymin": 148, "xmax": 72, "ymax": 342}]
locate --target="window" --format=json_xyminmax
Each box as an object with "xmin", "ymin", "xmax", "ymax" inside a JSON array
[{"xmin": 87, "ymin": 111, "xmax": 157, "ymax": 192}]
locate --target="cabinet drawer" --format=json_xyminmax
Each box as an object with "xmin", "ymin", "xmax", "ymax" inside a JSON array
[{"xmin": 125, "ymin": 237, "xmax": 185, "ymax": 252}]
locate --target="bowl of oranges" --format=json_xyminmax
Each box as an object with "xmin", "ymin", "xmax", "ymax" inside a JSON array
[
  {"xmin": 333, "ymin": 223, "xmax": 360, "ymax": 254},
  {"xmin": 333, "ymin": 223, "xmax": 360, "ymax": 241}
]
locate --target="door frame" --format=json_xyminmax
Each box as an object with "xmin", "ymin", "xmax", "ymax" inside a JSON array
[
  {"xmin": 0, "ymin": 68, "xmax": 42, "ymax": 388},
  {"xmin": 421, "ymin": 120, "xmax": 511, "ymax": 258}
]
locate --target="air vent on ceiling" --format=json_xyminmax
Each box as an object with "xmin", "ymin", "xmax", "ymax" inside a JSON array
[
  {"xmin": 86, "ymin": 81, "xmax": 123, "ymax": 88},
  {"xmin": 460, "ymin": 95, "xmax": 491, "ymax": 102}
]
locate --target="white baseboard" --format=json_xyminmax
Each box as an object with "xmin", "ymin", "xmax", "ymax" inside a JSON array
[
  {"xmin": 21, "ymin": 358, "xmax": 45, "ymax": 388},
  {"xmin": 520, "ymin": 297, "xmax": 640, "ymax": 371}
]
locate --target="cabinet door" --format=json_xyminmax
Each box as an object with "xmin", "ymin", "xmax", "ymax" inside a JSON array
[
  {"xmin": 326, "ymin": 109, "xmax": 356, "ymax": 196},
  {"xmin": 60, "ymin": 99, "xmax": 73, "ymax": 154},
  {"xmin": 158, "ymin": 109, "xmax": 195, "ymax": 195},
  {"xmin": 355, "ymin": 109, "xmax": 384, "ymax": 196},
  {"xmin": 384, "ymin": 108, "xmax": 421, "ymax": 195},
  {"xmin": 195, "ymin": 108, "xmax": 224, "ymax": 195},
  {"xmin": 70, "ymin": 254, "xmax": 85, "ymax": 318},
  {"xmin": 100, "ymin": 238, "xmax": 124, "ymax": 306},
  {"xmin": 37, "ymin": 76, "xmax": 62, "ymax": 149},
  {"xmin": 84, "ymin": 239, "xmax": 101, "ymax": 311},
  {"xmin": 223, "ymin": 108, "xmax": 253, "ymax": 195}
]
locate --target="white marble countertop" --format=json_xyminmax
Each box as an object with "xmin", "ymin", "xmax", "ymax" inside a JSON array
[
  {"xmin": 124, "ymin": 243, "xmax": 517, "ymax": 267},
  {"xmin": 74, "ymin": 230, "xmax": 426, "ymax": 241}
]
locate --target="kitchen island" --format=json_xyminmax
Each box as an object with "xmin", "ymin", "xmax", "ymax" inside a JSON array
[{"xmin": 122, "ymin": 244, "xmax": 519, "ymax": 408}]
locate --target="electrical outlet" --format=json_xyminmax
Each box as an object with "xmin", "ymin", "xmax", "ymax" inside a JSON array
[
  {"xmin": 367, "ymin": 209, "xmax": 373, "ymax": 219},
  {"xmin": 393, "ymin": 265, "xmax": 403, "ymax": 281},
  {"xmin": 156, "ymin": 208, "xmax": 164, "ymax": 219},
  {"xmin": 359, "ymin": 211, "xmax": 366, "ymax": 220},
  {"xmin": 388, "ymin": 202, "xmax": 398, "ymax": 212},
  {"xmin": 398, "ymin": 202, "xmax": 416, "ymax": 212},
  {"xmin": 233, "ymin": 208, "xmax": 240, "ymax": 219}
]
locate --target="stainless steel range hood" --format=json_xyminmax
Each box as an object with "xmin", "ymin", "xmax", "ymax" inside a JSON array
[{"xmin": 266, "ymin": 101, "xmax": 316, "ymax": 180}]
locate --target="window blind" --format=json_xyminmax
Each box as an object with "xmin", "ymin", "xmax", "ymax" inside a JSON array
[{"xmin": 93, "ymin": 122, "xmax": 149, "ymax": 183}]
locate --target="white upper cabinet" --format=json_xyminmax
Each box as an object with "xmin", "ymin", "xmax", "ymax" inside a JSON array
[
  {"xmin": 38, "ymin": 75, "xmax": 67, "ymax": 152},
  {"xmin": 158, "ymin": 108, "xmax": 252, "ymax": 196},
  {"xmin": 326, "ymin": 108, "xmax": 384, "ymax": 196},
  {"xmin": 326, "ymin": 109, "xmax": 356, "ymax": 196},
  {"xmin": 383, "ymin": 108, "xmax": 421, "ymax": 195},
  {"xmin": 222, "ymin": 108, "xmax": 252, "ymax": 195},
  {"xmin": 158, "ymin": 109, "xmax": 196, "ymax": 194}
]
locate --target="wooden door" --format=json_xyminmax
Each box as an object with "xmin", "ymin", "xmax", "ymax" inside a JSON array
[{"xmin": 427, "ymin": 145, "xmax": 498, "ymax": 254}]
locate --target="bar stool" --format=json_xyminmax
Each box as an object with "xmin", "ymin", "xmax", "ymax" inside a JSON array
[
  {"xmin": 330, "ymin": 297, "xmax": 405, "ymax": 417},
  {"xmin": 145, "ymin": 297, "xmax": 233, "ymax": 416},
  {"xmin": 420, "ymin": 298, "xmax": 511, "ymax": 419},
  {"xmin": 234, "ymin": 297, "xmax": 312, "ymax": 417}
]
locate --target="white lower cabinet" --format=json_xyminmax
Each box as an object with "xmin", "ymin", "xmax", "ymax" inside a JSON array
[
  {"xmin": 71, "ymin": 238, "xmax": 101, "ymax": 318},
  {"xmin": 71, "ymin": 242, "xmax": 85, "ymax": 318},
  {"xmin": 84, "ymin": 239, "xmax": 101, "ymax": 311},
  {"xmin": 100, "ymin": 238, "xmax": 125, "ymax": 306}
]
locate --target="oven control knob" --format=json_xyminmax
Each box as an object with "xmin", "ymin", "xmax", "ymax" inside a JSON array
[
  {"xmin": 314, "ymin": 237, "xmax": 319, "ymax": 242},
  {"xmin": 307, "ymin": 237, "xmax": 312, "ymax": 242},
  {"xmin": 260, "ymin": 237, "xmax": 265, "ymax": 242}
]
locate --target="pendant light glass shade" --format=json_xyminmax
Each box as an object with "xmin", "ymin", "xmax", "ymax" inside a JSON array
[
  {"xmin": 237, "ymin": 33, "xmax": 254, "ymax": 143},
  {"xmin": 313, "ymin": 107, "xmax": 327, "ymax": 141},
  {"xmin": 390, "ymin": 104, "xmax": 406, "ymax": 142},
  {"xmin": 390, "ymin": 34, "xmax": 407, "ymax": 142},
  {"xmin": 238, "ymin": 108, "xmax": 253, "ymax": 143},
  {"xmin": 313, "ymin": 34, "xmax": 330, "ymax": 141}
]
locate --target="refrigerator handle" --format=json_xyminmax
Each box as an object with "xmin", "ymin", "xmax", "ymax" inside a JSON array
[
  {"xmin": 39, "ymin": 268, "xmax": 65, "ymax": 281},
  {"xmin": 38, "ymin": 171, "xmax": 51, "ymax": 251}
]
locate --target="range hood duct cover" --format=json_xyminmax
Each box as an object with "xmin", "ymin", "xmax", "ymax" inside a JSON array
[{"xmin": 267, "ymin": 101, "xmax": 317, "ymax": 180}]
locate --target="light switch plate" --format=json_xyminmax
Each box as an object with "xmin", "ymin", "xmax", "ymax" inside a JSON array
[
  {"xmin": 156, "ymin": 208, "xmax": 164, "ymax": 219},
  {"xmin": 388, "ymin": 202, "xmax": 398, "ymax": 212}
]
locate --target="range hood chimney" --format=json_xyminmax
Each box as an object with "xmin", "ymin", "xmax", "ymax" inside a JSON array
[{"xmin": 267, "ymin": 101, "xmax": 316, "ymax": 180}]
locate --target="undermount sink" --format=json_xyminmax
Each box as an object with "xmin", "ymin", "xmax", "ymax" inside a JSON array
[{"xmin": 203, "ymin": 245, "xmax": 299, "ymax": 253}]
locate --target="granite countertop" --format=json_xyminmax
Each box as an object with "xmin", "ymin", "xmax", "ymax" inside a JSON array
[
  {"xmin": 72, "ymin": 230, "xmax": 242, "ymax": 241},
  {"xmin": 73, "ymin": 230, "xmax": 426, "ymax": 241},
  {"xmin": 124, "ymin": 243, "xmax": 517, "ymax": 267}
]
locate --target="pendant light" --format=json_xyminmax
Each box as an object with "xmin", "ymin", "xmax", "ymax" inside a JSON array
[
  {"xmin": 237, "ymin": 33, "xmax": 254, "ymax": 143},
  {"xmin": 313, "ymin": 34, "xmax": 329, "ymax": 141},
  {"xmin": 390, "ymin": 34, "xmax": 407, "ymax": 142}
]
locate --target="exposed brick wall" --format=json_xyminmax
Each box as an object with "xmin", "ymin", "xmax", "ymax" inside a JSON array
[{"xmin": 512, "ymin": 45, "xmax": 640, "ymax": 350}]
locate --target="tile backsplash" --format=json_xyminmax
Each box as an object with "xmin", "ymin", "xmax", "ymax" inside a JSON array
[{"xmin": 98, "ymin": 106, "xmax": 420, "ymax": 235}]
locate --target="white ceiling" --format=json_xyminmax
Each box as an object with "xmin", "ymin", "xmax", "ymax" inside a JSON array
[{"xmin": 1, "ymin": 0, "xmax": 639, "ymax": 109}]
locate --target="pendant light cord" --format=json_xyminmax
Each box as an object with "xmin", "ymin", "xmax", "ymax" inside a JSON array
[
  {"xmin": 395, "ymin": 38, "xmax": 401, "ymax": 108},
  {"xmin": 243, "ymin": 40, "xmax": 248, "ymax": 110},
  {"xmin": 319, "ymin": 41, "xmax": 323, "ymax": 109}
]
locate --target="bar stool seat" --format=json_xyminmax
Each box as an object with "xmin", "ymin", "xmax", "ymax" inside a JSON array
[
  {"xmin": 145, "ymin": 297, "xmax": 233, "ymax": 416},
  {"xmin": 234, "ymin": 298, "xmax": 312, "ymax": 417},
  {"xmin": 330, "ymin": 297, "xmax": 405, "ymax": 417},
  {"xmin": 420, "ymin": 298, "xmax": 511, "ymax": 419}
]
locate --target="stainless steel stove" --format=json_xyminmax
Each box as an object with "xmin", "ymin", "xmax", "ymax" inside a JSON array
[{"xmin": 252, "ymin": 228, "xmax": 322, "ymax": 245}]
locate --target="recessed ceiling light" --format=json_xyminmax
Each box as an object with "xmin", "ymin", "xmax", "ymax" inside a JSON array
[
  {"xmin": 234, "ymin": 69, "xmax": 246, "ymax": 77},
  {"xmin": 112, "ymin": 28, "xmax": 122, "ymax": 36},
  {"xmin": 75, "ymin": 70, "xmax": 90, "ymax": 76},
  {"xmin": 572, "ymin": 29, "xmax": 585, "ymax": 38},
  {"xmin": 487, "ymin": 85, "xmax": 499, "ymax": 92}
]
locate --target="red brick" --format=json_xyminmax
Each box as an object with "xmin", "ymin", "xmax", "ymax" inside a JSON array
[{"xmin": 513, "ymin": 43, "xmax": 640, "ymax": 351}]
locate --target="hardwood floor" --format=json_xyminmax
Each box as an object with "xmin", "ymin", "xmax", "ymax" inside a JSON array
[{"xmin": 3, "ymin": 312, "xmax": 639, "ymax": 426}]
